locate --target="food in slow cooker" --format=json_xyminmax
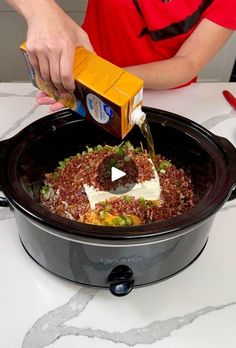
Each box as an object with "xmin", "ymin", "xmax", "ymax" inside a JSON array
[{"xmin": 40, "ymin": 142, "xmax": 197, "ymax": 226}]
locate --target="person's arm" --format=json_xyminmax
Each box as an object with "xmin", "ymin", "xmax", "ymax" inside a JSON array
[
  {"xmin": 125, "ymin": 19, "xmax": 233, "ymax": 89},
  {"xmin": 6, "ymin": 0, "xmax": 93, "ymax": 93}
]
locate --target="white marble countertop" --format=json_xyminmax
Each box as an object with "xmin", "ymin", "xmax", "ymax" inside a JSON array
[{"xmin": 1, "ymin": 82, "xmax": 236, "ymax": 348}]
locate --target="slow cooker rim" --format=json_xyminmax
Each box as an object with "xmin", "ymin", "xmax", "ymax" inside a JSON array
[
  {"xmin": 14, "ymin": 206, "xmax": 214, "ymax": 246},
  {"xmin": 0, "ymin": 108, "xmax": 235, "ymax": 240},
  {"xmin": 4, "ymin": 190, "xmax": 230, "ymax": 240}
]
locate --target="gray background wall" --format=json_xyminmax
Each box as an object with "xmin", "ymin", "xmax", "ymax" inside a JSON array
[{"xmin": 0, "ymin": 0, "xmax": 87, "ymax": 82}]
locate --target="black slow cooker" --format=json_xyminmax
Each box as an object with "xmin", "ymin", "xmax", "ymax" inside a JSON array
[{"xmin": 0, "ymin": 107, "xmax": 235, "ymax": 296}]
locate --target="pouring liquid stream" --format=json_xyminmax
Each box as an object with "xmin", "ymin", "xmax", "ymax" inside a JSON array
[{"xmin": 139, "ymin": 118, "xmax": 156, "ymax": 160}]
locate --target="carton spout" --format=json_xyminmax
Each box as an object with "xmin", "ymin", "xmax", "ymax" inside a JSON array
[{"xmin": 131, "ymin": 106, "xmax": 146, "ymax": 126}]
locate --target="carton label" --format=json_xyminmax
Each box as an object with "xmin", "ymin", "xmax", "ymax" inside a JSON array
[
  {"xmin": 86, "ymin": 93, "xmax": 113, "ymax": 124},
  {"xmin": 23, "ymin": 51, "xmax": 37, "ymax": 88},
  {"xmin": 133, "ymin": 88, "xmax": 143, "ymax": 107}
]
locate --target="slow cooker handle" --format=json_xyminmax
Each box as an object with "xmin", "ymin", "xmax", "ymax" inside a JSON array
[
  {"xmin": 0, "ymin": 195, "xmax": 9, "ymax": 207},
  {"xmin": 0, "ymin": 139, "xmax": 11, "ymax": 207},
  {"xmin": 216, "ymin": 135, "xmax": 236, "ymax": 201},
  {"xmin": 108, "ymin": 265, "xmax": 134, "ymax": 296},
  {"xmin": 228, "ymin": 188, "xmax": 236, "ymax": 201}
]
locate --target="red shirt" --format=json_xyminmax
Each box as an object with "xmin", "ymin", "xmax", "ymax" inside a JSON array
[{"xmin": 82, "ymin": 0, "xmax": 236, "ymax": 67}]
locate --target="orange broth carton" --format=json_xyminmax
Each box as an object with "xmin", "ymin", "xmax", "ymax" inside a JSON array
[{"xmin": 20, "ymin": 43, "xmax": 145, "ymax": 138}]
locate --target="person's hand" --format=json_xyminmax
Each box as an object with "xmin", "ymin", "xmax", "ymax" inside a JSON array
[
  {"xmin": 36, "ymin": 92, "xmax": 65, "ymax": 112},
  {"xmin": 25, "ymin": 1, "xmax": 94, "ymax": 94}
]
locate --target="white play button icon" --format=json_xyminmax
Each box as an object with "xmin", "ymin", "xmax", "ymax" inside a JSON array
[
  {"xmin": 111, "ymin": 167, "xmax": 126, "ymax": 182},
  {"xmin": 97, "ymin": 154, "xmax": 138, "ymax": 194}
]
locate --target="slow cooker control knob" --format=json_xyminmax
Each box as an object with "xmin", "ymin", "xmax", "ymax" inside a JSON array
[{"xmin": 108, "ymin": 265, "xmax": 134, "ymax": 296}]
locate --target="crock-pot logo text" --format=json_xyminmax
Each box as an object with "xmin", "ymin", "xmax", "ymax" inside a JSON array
[{"xmin": 99, "ymin": 255, "xmax": 142, "ymax": 265}]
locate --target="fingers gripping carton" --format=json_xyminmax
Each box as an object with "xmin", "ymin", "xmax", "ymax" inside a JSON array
[{"xmin": 20, "ymin": 43, "xmax": 145, "ymax": 139}]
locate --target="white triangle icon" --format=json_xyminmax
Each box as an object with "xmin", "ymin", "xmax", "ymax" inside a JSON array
[{"xmin": 111, "ymin": 167, "xmax": 126, "ymax": 182}]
